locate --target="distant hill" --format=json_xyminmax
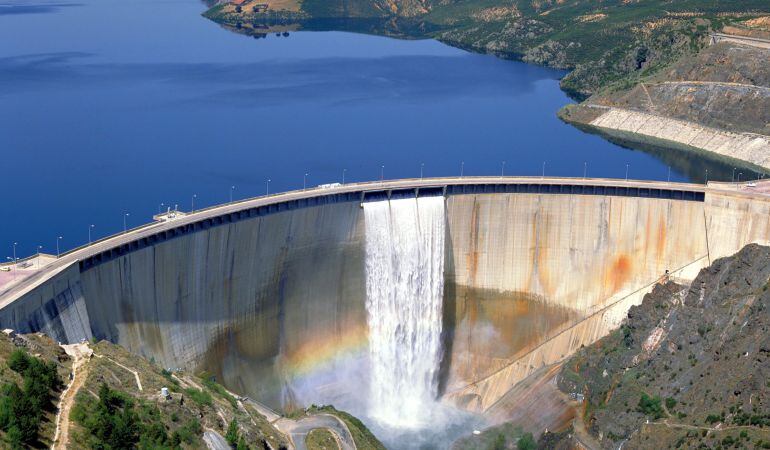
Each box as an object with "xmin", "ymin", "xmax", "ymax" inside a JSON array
[{"xmin": 204, "ymin": 0, "xmax": 770, "ymax": 98}]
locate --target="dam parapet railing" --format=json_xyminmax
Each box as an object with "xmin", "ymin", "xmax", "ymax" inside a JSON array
[{"xmin": 0, "ymin": 175, "xmax": 765, "ymax": 308}]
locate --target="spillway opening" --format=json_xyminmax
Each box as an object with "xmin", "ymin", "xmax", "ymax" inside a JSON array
[
  {"xmin": 359, "ymin": 196, "xmax": 482, "ymax": 447},
  {"xmin": 363, "ymin": 196, "xmax": 445, "ymax": 428}
]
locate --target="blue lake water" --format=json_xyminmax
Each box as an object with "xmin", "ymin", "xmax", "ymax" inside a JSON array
[{"xmin": 0, "ymin": 0, "xmax": 735, "ymax": 257}]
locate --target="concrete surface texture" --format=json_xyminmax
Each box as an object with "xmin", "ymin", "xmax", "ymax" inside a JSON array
[
  {"xmin": 588, "ymin": 107, "xmax": 770, "ymax": 170},
  {"xmin": 0, "ymin": 177, "xmax": 769, "ymax": 419}
]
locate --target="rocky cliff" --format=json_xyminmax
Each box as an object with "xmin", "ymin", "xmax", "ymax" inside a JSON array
[{"xmin": 543, "ymin": 244, "xmax": 770, "ymax": 448}]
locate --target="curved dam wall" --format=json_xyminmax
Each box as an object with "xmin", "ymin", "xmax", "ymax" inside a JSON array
[{"xmin": 1, "ymin": 179, "xmax": 768, "ymax": 414}]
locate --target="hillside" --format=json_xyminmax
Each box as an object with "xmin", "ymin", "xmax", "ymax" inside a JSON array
[
  {"xmin": 0, "ymin": 331, "xmax": 382, "ymax": 449},
  {"xmin": 204, "ymin": 0, "xmax": 770, "ymax": 99},
  {"xmin": 61, "ymin": 340, "xmax": 384, "ymax": 449},
  {"xmin": 0, "ymin": 331, "xmax": 69, "ymax": 448},
  {"xmin": 541, "ymin": 244, "xmax": 770, "ymax": 449},
  {"xmin": 560, "ymin": 23, "xmax": 770, "ymax": 172}
]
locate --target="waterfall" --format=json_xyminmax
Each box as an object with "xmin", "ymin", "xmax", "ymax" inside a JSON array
[{"xmin": 363, "ymin": 196, "xmax": 446, "ymax": 429}]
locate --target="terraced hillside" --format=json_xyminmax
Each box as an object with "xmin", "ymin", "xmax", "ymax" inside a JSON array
[{"xmin": 560, "ymin": 34, "xmax": 770, "ymax": 171}]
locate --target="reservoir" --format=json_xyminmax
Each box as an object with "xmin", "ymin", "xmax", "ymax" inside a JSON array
[{"xmin": 0, "ymin": 0, "xmax": 735, "ymax": 263}]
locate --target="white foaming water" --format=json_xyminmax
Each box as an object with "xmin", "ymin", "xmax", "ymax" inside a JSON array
[{"xmin": 363, "ymin": 196, "xmax": 446, "ymax": 429}]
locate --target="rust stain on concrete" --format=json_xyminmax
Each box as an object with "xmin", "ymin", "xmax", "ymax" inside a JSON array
[{"xmin": 608, "ymin": 254, "xmax": 632, "ymax": 292}]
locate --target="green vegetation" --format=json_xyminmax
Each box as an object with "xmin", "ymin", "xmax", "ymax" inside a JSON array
[
  {"xmin": 71, "ymin": 382, "xmax": 189, "ymax": 449},
  {"xmin": 637, "ymin": 393, "xmax": 665, "ymax": 420},
  {"xmin": 201, "ymin": 373, "xmax": 238, "ymax": 409},
  {"xmin": 183, "ymin": 387, "xmax": 213, "ymax": 407},
  {"xmin": 517, "ymin": 432, "xmax": 536, "ymax": 450},
  {"xmin": 306, "ymin": 428, "xmax": 339, "ymax": 450},
  {"xmin": 306, "ymin": 405, "xmax": 386, "ymax": 450},
  {"xmin": 0, "ymin": 349, "xmax": 61, "ymax": 448}
]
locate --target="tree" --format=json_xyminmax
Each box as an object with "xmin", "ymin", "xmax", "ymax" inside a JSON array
[
  {"xmin": 490, "ymin": 433, "xmax": 505, "ymax": 450},
  {"xmin": 518, "ymin": 433, "xmax": 536, "ymax": 450}
]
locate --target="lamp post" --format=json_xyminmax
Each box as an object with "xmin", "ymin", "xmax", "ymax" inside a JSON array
[
  {"xmin": 56, "ymin": 236, "xmax": 62, "ymax": 258},
  {"xmin": 342, "ymin": 169, "xmax": 346, "ymax": 185},
  {"xmin": 420, "ymin": 162, "xmax": 424, "ymax": 180},
  {"xmin": 380, "ymin": 165, "xmax": 384, "ymax": 182},
  {"xmin": 123, "ymin": 213, "xmax": 130, "ymax": 233},
  {"xmin": 266, "ymin": 179, "xmax": 271, "ymax": 195},
  {"xmin": 501, "ymin": 161, "xmax": 506, "ymax": 178},
  {"xmin": 542, "ymin": 161, "xmax": 546, "ymax": 179},
  {"xmin": 37, "ymin": 245, "xmax": 42, "ymax": 269},
  {"xmin": 191, "ymin": 194, "xmax": 197, "ymax": 213},
  {"xmin": 230, "ymin": 186, "xmax": 236, "ymax": 203},
  {"xmin": 667, "ymin": 166, "xmax": 671, "ymax": 182},
  {"xmin": 732, "ymin": 167, "xmax": 737, "ymax": 182},
  {"xmin": 583, "ymin": 162, "xmax": 587, "ymax": 179},
  {"xmin": 89, "ymin": 225, "xmax": 95, "ymax": 244},
  {"xmin": 705, "ymin": 169, "xmax": 709, "ymax": 184},
  {"xmin": 303, "ymin": 173, "xmax": 309, "ymax": 191},
  {"xmin": 460, "ymin": 161, "xmax": 464, "ymax": 178},
  {"xmin": 625, "ymin": 164, "xmax": 629, "ymax": 181}
]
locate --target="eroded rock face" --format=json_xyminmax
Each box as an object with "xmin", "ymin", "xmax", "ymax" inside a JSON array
[{"xmin": 552, "ymin": 244, "xmax": 770, "ymax": 449}]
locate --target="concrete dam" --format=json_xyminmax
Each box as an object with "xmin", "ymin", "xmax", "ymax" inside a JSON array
[{"xmin": 2, "ymin": 177, "xmax": 770, "ymax": 441}]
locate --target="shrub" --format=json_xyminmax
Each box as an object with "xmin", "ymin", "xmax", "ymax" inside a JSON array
[
  {"xmin": 518, "ymin": 433, "xmax": 536, "ymax": 450},
  {"xmin": 184, "ymin": 387, "xmax": 213, "ymax": 407},
  {"xmin": 226, "ymin": 419, "xmax": 239, "ymax": 448},
  {"xmin": 665, "ymin": 397, "xmax": 677, "ymax": 410},
  {"xmin": 637, "ymin": 393, "xmax": 665, "ymax": 420}
]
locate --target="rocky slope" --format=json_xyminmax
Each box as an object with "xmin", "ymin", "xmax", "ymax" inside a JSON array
[
  {"xmin": 559, "ymin": 23, "xmax": 770, "ymax": 172},
  {"xmin": 541, "ymin": 244, "xmax": 770, "ymax": 449}
]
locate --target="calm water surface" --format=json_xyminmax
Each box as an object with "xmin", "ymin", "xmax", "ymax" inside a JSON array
[{"xmin": 1, "ymin": 0, "xmax": 732, "ymax": 257}]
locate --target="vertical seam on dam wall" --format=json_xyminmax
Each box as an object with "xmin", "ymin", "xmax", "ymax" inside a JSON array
[
  {"xmin": 77, "ymin": 184, "xmax": 705, "ymax": 272},
  {"xmin": 703, "ymin": 205, "xmax": 712, "ymax": 265}
]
